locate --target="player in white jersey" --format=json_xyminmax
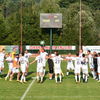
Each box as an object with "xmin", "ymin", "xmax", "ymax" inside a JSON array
[
  {"xmin": 97, "ymin": 53, "xmax": 100, "ymax": 82},
  {"xmin": 79, "ymin": 49, "xmax": 83, "ymax": 58},
  {"xmin": 5, "ymin": 53, "xmax": 13, "ymax": 80},
  {"xmin": 73, "ymin": 53, "xmax": 81, "ymax": 83},
  {"xmin": 19, "ymin": 53, "xmax": 28, "ymax": 83},
  {"xmin": 39, "ymin": 47, "xmax": 48, "ymax": 76},
  {"xmin": 30, "ymin": 51, "xmax": 44, "ymax": 83},
  {"xmin": 87, "ymin": 50, "xmax": 96, "ymax": 79},
  {"xmin": 53, "ymin": 51, "xmax": 64, "ymax": 77},
  {"xmin": 66, "ymin": 53, "xmax": 74, "ymax": 76},
  {"xmin": 81, "ymin": 54, "xmax": 88, "ymax": 83},
  {"xmin": 0, "ymin": 49, "xmax": 5, "ymax": 78},
  {"xmin": 9, "ymin": 54, "xmax": 20, "ymax": 81},
  {"xmin": 52, "ymin": 52, "xmax": 63, "ymax": 83},
  {"xmin": 24, "ymin": 50, "xmax": 32, "ymax": 74}
]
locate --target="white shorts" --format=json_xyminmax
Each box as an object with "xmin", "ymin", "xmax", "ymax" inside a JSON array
[
  {"xmin": 82, "ymin": 65, "xmax": 88, "ymax": 74},
  {"xmin": 98, "ymin": 66, "xmax": 100, "ymax": 73},
  {"xmin": 74, "ymin": 66, "xmax": 81, "ymax": 74},
  {"xmin": 37, "ymin": 66, "xmax": 44, "ymax": 73},
  {"xmin": 54, "ymin": 65, "xmax": 61, "ymax": 74},
  {"xmin": 67, "ymin": 63, "xmax": 74, "ymax": 70},
  {"xmin": 9, "ymin": 65, "xmax": 13, "ymax": 71},
  {"xmin": 89, "ymin": 63, "xmax": 94, "ymax": 69},
  {"xmin": 43, "ymin": 62, "xmax": 46, "ymax": 67},
  {"xmin": 12, "ymin": 68, "xmax": 19, "ymax": 73},
  {"xmin": 25, "ymin": 62, "xmax": 29, "ymax": 68},
  {"xmin": 20, "ymin": 64, "xmax": 26, "ymax": 73},
  {"xmin": 0, "ymin": 61, "xmax": 4, "ymax": 68}
]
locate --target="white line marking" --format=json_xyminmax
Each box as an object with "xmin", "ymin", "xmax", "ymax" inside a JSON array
[
  {"xmin": 25, "ymin": 96, "xmax": 100, "ymax": 98},
  {"xmin": 20, "ymin": 77, "xmax": 36, "ymax": 100}
]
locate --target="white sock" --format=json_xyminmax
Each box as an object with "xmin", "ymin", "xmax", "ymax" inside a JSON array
[
  {"xmin": 37, "ymin": 76, "xmax": 39, "ymax": 81},
  {"xmin": 24, "ymin": 76, "xmax": 26, "ymax": 82},
  {"xmin": 75, "ymin": 75, "xmax": 77, "ymax": 82},
  {"xmin": 99, "ymin": 75, "xmax": 100, "ymax": 80},
  {"xmin": 40, "ymin": 76, "xmax": 43, "ymax": 82},
  {"xmin": 0, "ymin": 70, "xmax": 1, "ymax": 74},
  {"xmin": 55, "ymin": 76, "xmax": 57, "ymax": 83},
  {"xmin": 83, "ymin": 74, "xmax": 85, "ymax": 79},
  {"xmin": 43, "ymin": 69, "xmax": 45, "ymax": 75},
  {"xmin": 59, "ymin": 75, "xmax": 62, "ymax": 82},
  {"xmin": 91, "ymin": 71, "xmax": 94, "ymax": 78},
  {"xmin": 6, "ymin": 73, "xmax": 10, "ymax": 78},
  {"xmin": 85, "ymin": 75, "xmax": 88, "ymax": 82},
  {"xmin": 92, "ymin": 71, "xmax": 96, "ymax": 78},
  {"xmin": 66, "ymin": 72, "xmax": 69, "ymax": 75},
  {"xmin": 21, "ymin": 75, "xmax": 24, "ymax": 81}
]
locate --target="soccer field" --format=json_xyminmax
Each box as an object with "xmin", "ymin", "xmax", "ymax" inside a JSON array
[{"xmin": 0, "ymin": 58, "xmax": 100, "ymax": 100}]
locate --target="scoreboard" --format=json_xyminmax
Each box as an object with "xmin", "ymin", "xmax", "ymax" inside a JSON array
[{"xmin": 40, "ymin": 13, "xmax": 62, "ymax": 28}]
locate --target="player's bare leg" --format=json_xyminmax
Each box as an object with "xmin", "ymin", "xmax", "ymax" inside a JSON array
[
  {"xmin": 17, "ymin": 72, "xmax": 20, "ymax": 82},
  {"xmin": 91, "ymin": 68, "xmax": 96, "ymax": 79},
  {"xmin": 61, "ymin": 70, "xmax": 64, "ymax": 77},
  {"xmin": 40, "ymin": 72, "xmax": 44, "ymax": 83},
  {"xmin": 49, "ymin": 73, "xmax": 53, "ymax": 80},
  {"xmin": 20, "ymin": 72, "xmax": 26, "ymax": 83},
  {"xmin": 25, "ymin": 65, "xmax": 29, "ymax": 75},
  {"xmin": 9, "ymin": 73, "xmax": 14, "ymax": 81},
  {"xmin": 36, "ymin": 72, "xmax": 40, "ymax": 82},
  {"xmin": 5, "ymin": 70, "xmax": 12, "ymax": 80}
]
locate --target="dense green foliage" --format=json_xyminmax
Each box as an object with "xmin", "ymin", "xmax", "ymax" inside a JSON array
[{"xmin": 0, "ymin": 0, "xmax": 100, "ymax": 45}]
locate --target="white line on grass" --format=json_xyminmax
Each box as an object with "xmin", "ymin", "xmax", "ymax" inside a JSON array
[
  {"xmin": 25, "ymin": 96, "xmax": 100, "ymax": 99},
  {"xmin": 20, "ymin": 77, "xmax": 36, "ymax": 100}
]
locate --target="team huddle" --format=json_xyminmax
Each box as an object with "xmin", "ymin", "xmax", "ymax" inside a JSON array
[
  {"xmin": 0, "ymin": 47, "xmax": 100, "ymax": 84},
  {"xmin": 0, "ymin": 48, "xmax": 31, "ymax": 83}
]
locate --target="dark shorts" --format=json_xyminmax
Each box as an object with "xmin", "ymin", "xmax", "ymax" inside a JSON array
[{"xmin": 49, "ymin": 67, "xmax": 54, "ymax": 74}]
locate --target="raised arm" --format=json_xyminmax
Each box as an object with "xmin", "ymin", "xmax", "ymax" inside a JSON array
[{"xmin": 30, "ymin": 60, "xmax": 36, "ymax": 65}]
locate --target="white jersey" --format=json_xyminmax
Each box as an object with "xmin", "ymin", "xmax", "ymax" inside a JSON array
[
  {"xmin": 19, "ymin": 56, "xmax": 28, "ymax": 65},
  {"xmin": 74, "ymin": 57, "xmax": 81, "ymax": 67},
  {"xmin": 35, "ymin": 55, "xmax": 44, "ymax": 67},
  {"xmin": 24, "ymin": 53, "xmax": 32, "ymax": 61},
  {"xmin": 52, "ymin": 56, "xmax": 63, "ymax": 74},
  {"xmin": 6, "ymin": 56, "xmax": 13, "ymax": 67},
  {"xmin": 81, "ymin": 57, "xmax": 88, "ymax": 66},
  {"xmin": 19, "ymin": 56, "xmax": 28, "ymax": 72},
  {"xmin": 81, "ymin": 57, "xmax": 88, "ymax": 74},
  {"xmin": 66, "ymin": 56, "xmax": 73, "ymax": 64},
  {"xmin": 0, "ymin": 52, "xmax": 5, "ymax": 62},
  {"xmin": 79, "ymin": 53, "xmax": 83, "ymax": 58},
  {"xmin": 66, "ymin": 56, "xmax": 74, "ymax": 70},
  {"xmin": 97, "ymin": 57, "xmax": 100, "ymax": 73},
  {"xmin": 88, "ymin": 54, "xmax": 93, "ymax": 68},
  {"xmin": 53, "ymin": 56, "xmax": 63, "ymax": 68},
  {"xmin": 73, "ymin": 57, "xmax": 81, "ymax": 74},
  {"xmin": 97, "ymin": 57, "xmax": 100, "ymax": 67},
  {"xmin": 40, "ymin": 52, "xmax": 48, "ymax": 66}
]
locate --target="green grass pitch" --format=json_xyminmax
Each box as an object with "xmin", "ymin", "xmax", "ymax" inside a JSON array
[{"xmin": 0, "ymin": 58, "xmax": 100, "ymax": 100}]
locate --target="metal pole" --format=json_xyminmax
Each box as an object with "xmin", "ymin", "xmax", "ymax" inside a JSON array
[
  {"xmin": 79, "ymin": 0, "xmax": 82, "ymax": 51},
  {"xmin": 50, "ymin": 29, "xmax": 52, "ymax": 54},
  {"xmin": 20, "ymin": 0, "xmax": 23, "ymax": 53}
]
